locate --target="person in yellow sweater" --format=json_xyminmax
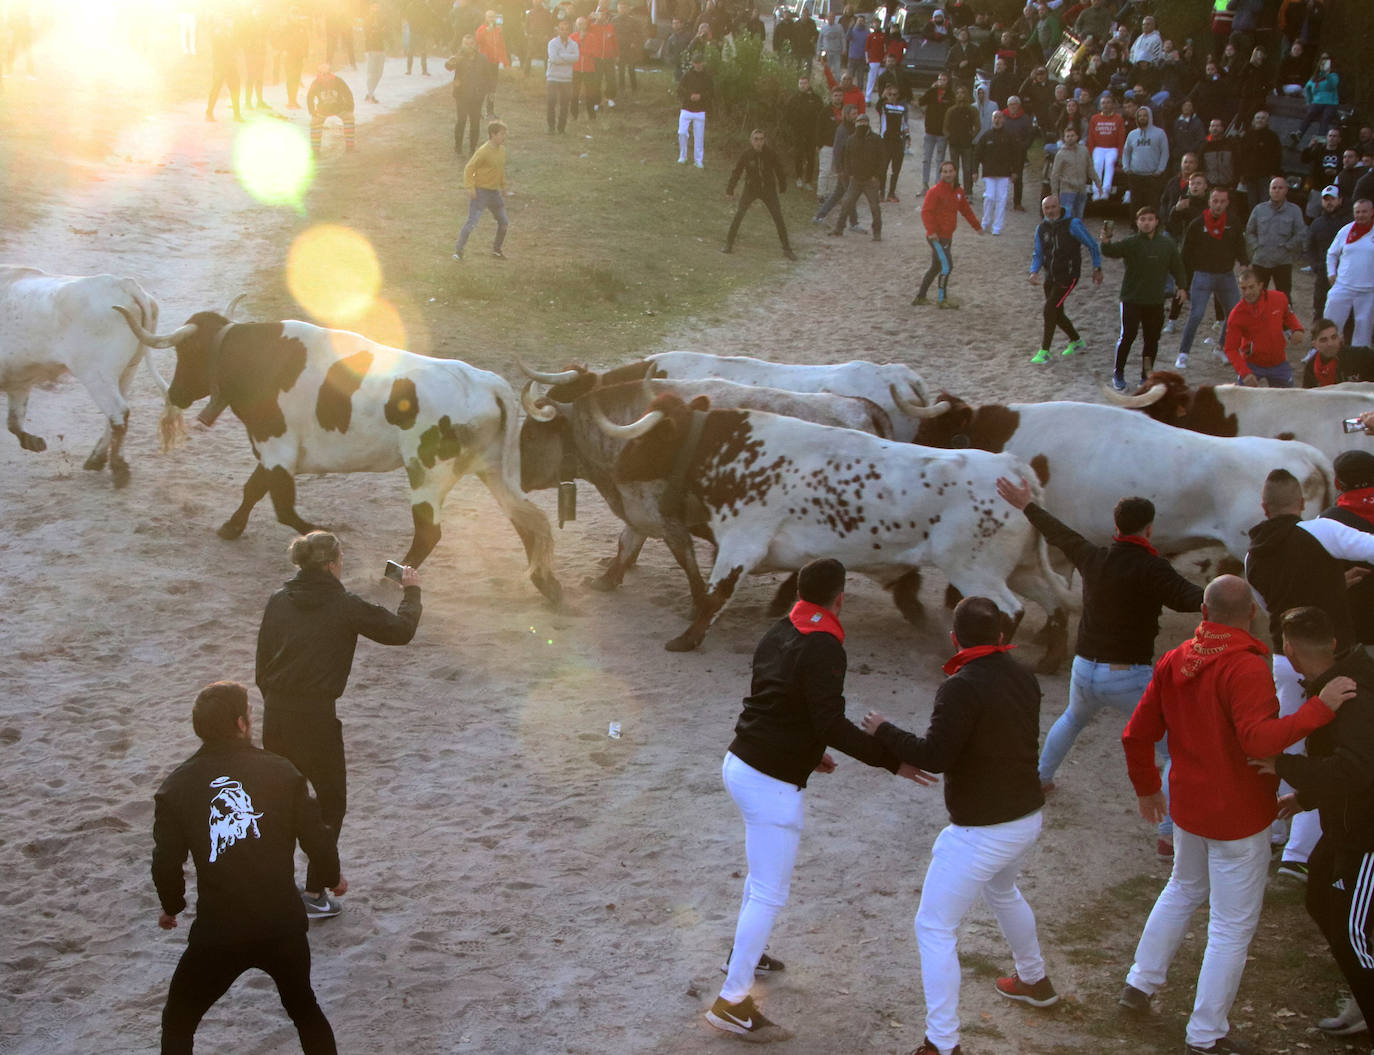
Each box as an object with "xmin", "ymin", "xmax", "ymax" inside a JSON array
[{"xmin": 453, "ymin": 121, "xmax": 509, "ymax": 260}]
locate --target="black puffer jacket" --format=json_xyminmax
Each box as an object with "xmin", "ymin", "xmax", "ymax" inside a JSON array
[
  {"xmin": 256, "ymin": 567, "xmax": 421, "ymax": 712},
  {"xmin": 1246, "ymin": 514, "xmax": 1353, "ymax": 652},
  {"xmin": 1276, "ymin": 646, "xmax": 1374, "ymax": 853}
]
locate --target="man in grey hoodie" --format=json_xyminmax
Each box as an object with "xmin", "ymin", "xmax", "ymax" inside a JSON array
[{"xmin": 1122, "ymin": 106, "xmax": 1169, "ymax": 227}]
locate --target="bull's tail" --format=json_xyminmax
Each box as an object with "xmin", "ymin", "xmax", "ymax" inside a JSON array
[
  {"xmin": 490, "ymin": 381, "xmax": 562, "ymax": 606},
  {"xmin": 124, "ymin": 281, "xmax": 186, "ymax": 451}
]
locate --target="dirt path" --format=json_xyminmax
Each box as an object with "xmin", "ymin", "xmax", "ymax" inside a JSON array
[{"xmin": 0, "ymin": 78, "xmax": 1336, "ymax": 1055}]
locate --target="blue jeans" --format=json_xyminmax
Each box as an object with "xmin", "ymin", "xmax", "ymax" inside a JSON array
[
  {"xmin": 456, "ymin": 188, "xmax": 508, "ymax": 254},
  {"xmin": 1247, "ymin": 360, "xmax": 1294, "ymax": 387},
  {"xmin": 1178, "ymin": 270, "xmax": 1240, "ymax": 358},
  {"xmin": 1058, "ymin": 190, "xmax": 1085, "ymax": 219},
  {"xmin": 1040, "ymin": 657, "xmax": 1172, "ymax": 837},
  {"xmin": 921, "ymin": 133, "xmax": 947, "ymax": 188}
]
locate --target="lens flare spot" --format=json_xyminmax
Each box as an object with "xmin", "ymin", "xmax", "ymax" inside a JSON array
[
  {"xmin": 287, "ymin": 225, "xmax": 381, "ymax": 326},
  {"xmin": 233, "ymin": 119, "xmax": 314, "ymax": 207}
]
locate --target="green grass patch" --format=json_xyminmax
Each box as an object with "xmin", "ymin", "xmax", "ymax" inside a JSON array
[{"xmin": 258, "ymin": 68, "xmax": 813, "ymax": 373}]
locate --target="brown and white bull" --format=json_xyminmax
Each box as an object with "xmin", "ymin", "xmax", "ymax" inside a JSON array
[
  {"xmin": 1105, "ymin": 370, "xmax": 1374, "ymax": 464},
  {"xmin": 592, "ymin": 393, "xmax": 1077, "ymax": 658},
  {"xmin": 911, "ymin": 393, "xmax": 1334, "ymax": 563},
  {"xmin": 1, "ymin": 265, "xmax": 183, "ymax": 486},
  {"xmin": 113, "ymin": 305, "xmax": 562, "ymax": 604},
  {"xmin": 518, "ymin": 367, "xmax": 900, "ymax": 643}
]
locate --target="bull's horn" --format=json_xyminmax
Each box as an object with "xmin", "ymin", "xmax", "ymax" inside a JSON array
[
  {"xmin": 112, "ymin": 304, "xmax": 198, "ymax": 349},
  {"xmin": 520, "ymin": 380, "xmax": 559, "ymax": 422},
  {"xmin": 589, "ymin": 400, "xmax": 665, "ymax": 440},
  {"xmin": 1101, "ymin": 382, "xmax": 1167, "ymax": 408},
  {"xmin": 515, "ymin": 355, "xmax": 585, "ymax": 385},
  {"xmin": 222, "ymin": 293, "xmax": 246, "ymax": 320},
  {"xmin": 890, "ymin": 384, "xmax": 950, "ymax": 419}
]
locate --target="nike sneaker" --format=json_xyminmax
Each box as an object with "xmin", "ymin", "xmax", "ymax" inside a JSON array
[{"xmin": 705, "ymin": 994, "xmax": 791, "ymax": 1042}]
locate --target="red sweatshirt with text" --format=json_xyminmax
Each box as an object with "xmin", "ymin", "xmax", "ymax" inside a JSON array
[
  {"xmin": 1087, "ymin": 111, "xmax": 1126, "ymax": 152},
  {"xmin": 1122, "ymin": 621, "xmax": 1334, "ymax": 840}
]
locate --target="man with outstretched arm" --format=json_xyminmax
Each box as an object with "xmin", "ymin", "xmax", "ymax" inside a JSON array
[
  {"xmin": 996, "ymin": 477, "xmax": 1201, "ymax": 859},
  {"xmin": 861, "ymin": 596, "xmax": 1058, "ymax": 1055},
  {"xmin": 1117, "ymin": 575, "xmax": 1352, "ymax": 1055},
  {"xmin": 706, "ymin": 558, "xmax": 932, "ymax": 1044},
  {"xmin": 914, "ymin": 159, "xmax": 983, "ymax": 310}
]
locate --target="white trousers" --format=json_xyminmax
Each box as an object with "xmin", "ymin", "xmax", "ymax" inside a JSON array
[
  {"xmin": 178, "ymin": 12, "xmax": 196, "ymax": 55},
  {"xmin": 1126, "ymin": 826, "xmax": 1270, "ymax": 1047},
  {"xmin": 1092, "ymin": 146, "xmax": 1119, "ymax": 199},
  {"xmin": 1271, "ymin": 654, "xmax": 1322, "ymax": 863},
  {"xmin": 915, "ymin": 811, "xmax": 1046, "ymax": 1055},
  {"xmin": 366, "ymin": 51, "xmax": 385, "ymax": 96},
  {"xmin": 981, "ymin": 176, "xmax": 1010, "ymax": 234},
  {"xmin": 678, "ymin": 109, "xmax": 706, "ymax": 166},
  {"xmin": 866, "ymin": 60, "xmax": 883, "ymax": 97},
  {"xmin": 1325, "ymin": 286, "xmax": 1374, "ymax": 349},
  {"xmin": 718, "ymin": 752, "xmax": 804, "ymax": 1004}
]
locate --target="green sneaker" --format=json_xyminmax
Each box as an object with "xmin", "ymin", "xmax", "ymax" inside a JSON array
[
  {"xmin": 1030, "ymin": 348, "xmax": 1051, "ymax": 364},
  {"xmin": 1062, "ymin": 338, "xmax": 1085, "ymax": 357},
  {"xmin": 911, "ymin": 295, "xmax": 931, "ymax": 306}
]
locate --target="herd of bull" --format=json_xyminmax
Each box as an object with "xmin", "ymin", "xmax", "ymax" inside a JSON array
[{"xmin": 5, "ymin": 263, "xmax": 1372, "ymax": 672}]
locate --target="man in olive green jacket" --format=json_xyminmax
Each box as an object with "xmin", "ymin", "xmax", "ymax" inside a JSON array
[{"xmin": 1100, "ymin": 205, "xmax": 1188, "ymax": 392}]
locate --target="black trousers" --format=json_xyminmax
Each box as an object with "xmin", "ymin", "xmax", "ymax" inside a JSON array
[
  {"xmin": 1306, "ymin": 837, "xmax": 1374, "ymax": 1030},
  {"xmin": 454, "ymin": 96, "xmax": 482, "ymax": 154},
  {"xmin": 1252, "ymin": 263, "xmax": 1293, "ymax": 300},
  {"xmin": 792, "ymin": 139, "xmax": 817, "ymax": 185},
  {"xmin": 1041, "ymin": 279, "xmax": 1081, "ymax": 349},
  {"xmin": 917, "ymin": 236, "xmax": 954, "ymax": 300},
  {"xmin": 162, "ymin": 933, "xmax": 336, "ymax": 1055},
  {"xmin": 547, "ymin": 82, "xmax": 572, "ymax": 132},
  {"xmin": 617, "ymin": 55, "xmax": 637, "ymax": 91},
  {"xmin": 1116, "ymin": 301, "xmax": 1164, "ymax": 378},
  {"xmin": 726, "ymin": 187, "xmax": 791, "ymax": 252},
  {"xmin": 206, "ymin": 62, "xmax": 241, "ymax": 118},
  {"xmin": 834, "ymin": 177, "xmax": 882, "ymax": 237},
  {"xmin": 881, "ymin": 137, "xmax": 904, "ymax": 197},
  {"xmin": 263, "ymin": 709, "xmax": 345, "ymax": 893}
]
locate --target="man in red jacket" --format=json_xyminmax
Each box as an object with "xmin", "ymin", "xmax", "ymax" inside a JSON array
[
  {"xmin": 914, "ymin": 159, "xmax": 983, "ymax": 308},
  {"xmin": 1223, "ymin": 266, "xmax": 1305, "ymax": 387},
  {"xmin": 1117, "ymin": 574, "xmax": 1354, "ymax": 1055}
]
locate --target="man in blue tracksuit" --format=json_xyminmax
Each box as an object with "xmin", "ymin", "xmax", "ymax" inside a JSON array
[{"xmin": 1028, "ymin": 194, "xmax": 1103, "ymax": 364}]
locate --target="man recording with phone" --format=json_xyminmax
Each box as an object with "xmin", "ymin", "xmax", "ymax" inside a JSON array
[{"xmin": 256, "ymin": 531, "xmax": 422, "ymax": 919}]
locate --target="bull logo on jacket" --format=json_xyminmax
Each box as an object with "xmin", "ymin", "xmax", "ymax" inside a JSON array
[{"xmin": 207, "ymin": 777, "xmax": 263, "ymax": 862}]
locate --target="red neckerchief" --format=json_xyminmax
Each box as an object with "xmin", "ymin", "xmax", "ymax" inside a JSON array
[
  {"xmin": 1202, "ymin": 209, "xmax": 1227, "ymax": 240},
  {"xmin": 1113, "ymin": 533, "xmax": 1159, "ymax": 555},
  {"xmin": 1348, "ymin": 222, "xmax": 1373, "ymax": 244},
  {"xmin": 1313, "ymin": 353, "xmax": 1340, "ymax": 386},
  {"xmin": 942, "ymin": 643, "xmax": 1016, "ymax": 676},
  {"xmin": 789, "ymin": 600, "xmax": 844, "ymax": 644},
  {"xmin": 1337, "ymin": 487, "xmax": 1374, "ymax": 527}
]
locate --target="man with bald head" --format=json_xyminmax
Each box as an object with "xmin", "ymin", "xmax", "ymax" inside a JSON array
[
  {"xmin": 1027, "ymin": 194, "xmax": 1102, "ymax": 364},
  {"xmin": 1118, "ymin": 574, "xmax": 1352, "ymax": 1054},
  {"xmin": 1247, "ymin": 467, "xmax": 1374, "ymax": 880}
]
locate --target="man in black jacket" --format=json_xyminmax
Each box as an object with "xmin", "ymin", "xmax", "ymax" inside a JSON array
[
  {"xmin": 783, "ymin": 75, "xmax": 825, "ymax": 190},
  {"xmin": 153, "ymin": 681, "xmax": 345, "ymax": 1055},
  {"xmin": 1302, "ymin": 317, "xmax": 1374, "ymax": 386},
  {"xmin": 1247, "ymin": 469, "xmax": 1374, "ymax": 879},
  {"xmin": 706, "ymin": 558, "xmax": 929, "ymax": 1044},
  {"xmin": 1175, "ymin": 186, "xmax": 1249, "ymax": 370},
  {"xmin": 997, "ymin": 478, "xmax": 1202, "ymax": 857},
  {"xmin": 1322, "ymin": 450, "xmax": 1374, "ymax": 646},
  {"xmin": 256, "ymin": 531, "xmax": 421, "ymax": 917},
  {"xmin": 1308, "ymin": 187, "xmax": 1353, "ymax": 319},
  {"xmin": 862, "ymin": 596, "xmax": 1058, "ymax": 1055},
  {"xmin": 1027, "ymin": 193, "xmax": 1103, "ymax": 364},
  {"xmin": 829, "ymin": 114, "xmax": 884, "ymax": 240},
  {"xmin": 723, "ymin": 129, "xmax": 795, "ymax": 259},
  {"xmin": 1255, "ymin": 606, "xmax": 1374, "ymax": 1037}
]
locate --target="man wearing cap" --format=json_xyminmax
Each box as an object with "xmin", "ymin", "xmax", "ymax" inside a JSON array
[
  {"xmin": 1309, "ymin": 187, "xmax": 1353, "ymax": 319},
  {"xmin": 677, "ymin": 53, "xmax": 712, "ymax": 168},
  {"xmin": 1326, "ymin": 199, "xmax": 1374, "ymax": 350},
  {"xmin": 829, "ymin": 114, "xmax": 884, "ymax": 241}
]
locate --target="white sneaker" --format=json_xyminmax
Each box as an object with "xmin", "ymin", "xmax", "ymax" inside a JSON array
[
  {"xmin": 1163, "ymin": 319, "xmax": 1175, "ymax": 334},
  {"xmin": 1317, "ymin": 996, "xmax": 1366, "ymax": 1035},
  {"xmin": 1175, "ymin": 352, "xmax": 1189, "ymax": 369}
]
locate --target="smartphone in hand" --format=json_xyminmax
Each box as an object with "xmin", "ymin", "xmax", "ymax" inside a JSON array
[{"xmin": 383, "ymin": 560, "xmax": 405, "ymax": 583}]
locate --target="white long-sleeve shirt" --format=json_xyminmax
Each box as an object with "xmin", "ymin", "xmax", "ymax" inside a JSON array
[
  {"xmin": 1327, "ymin": 223, "xmax": 1374, "ymax": 292},
  {"xmin": 546, "ymin": 36, "xmax": 579, "ymax": 83}
]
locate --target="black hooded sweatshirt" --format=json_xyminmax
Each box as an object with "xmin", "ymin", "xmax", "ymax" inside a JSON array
[
  {"xmin": 256, "ymin": 567, "xmax": 422, "ymax": 714},
  {"xmin": 1246, "ymin": 514, "xmax": 1354, "ymax": 652},
  {"xmin": 153, "ymin": 740, "xmax": 340, "ymax": 945},
  {"xmin": 1275, "ymin": 646, "xmax": 1374, "ymax": 854}
]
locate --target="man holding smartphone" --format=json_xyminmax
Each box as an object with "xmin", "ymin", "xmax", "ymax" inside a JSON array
[{"xmin": 256, "ymin": 531, "xmax": 421, "ymax": 919}]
